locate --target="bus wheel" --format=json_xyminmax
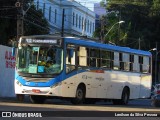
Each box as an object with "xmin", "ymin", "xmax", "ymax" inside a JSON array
[
  {"xmin": 120, "ymin": 87, "xmax": 129, "ymax": 105},
  {"xmin": 16, "ymin": 94, "xmax": 24, "ymax": 102},
  {"xmin": 112, "ymin": 87, "xmax": 129, "ymax": 105},
  {"xmin": 71, "ymin": 85, "xmax": 85, "ymax": 104},
  {"xmin": 30, "ymin": 95, "xmax": 46, "ymax": 104}
]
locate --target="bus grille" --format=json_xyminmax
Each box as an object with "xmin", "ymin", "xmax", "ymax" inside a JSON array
[{"xmin": 22, "ymin": 77, "xmax": 52, "ymax": 82}]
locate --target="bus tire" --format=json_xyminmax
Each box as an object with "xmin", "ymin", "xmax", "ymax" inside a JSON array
[
  {"xmin": 30, "ymin": 95, "xmax": 46, "ymax": 104},
  {"xmin": 16, "ymin": 94, "xmax": 24, "ymax": 102},
  {"xmin": 71, "ymin": 85, "xmax": 85, "ymax": 104},
  {"xmin": 112, "ymin": 87, "xmax": 129, "ymax": 105},
  {"xmin": 120, "ymin": 87, "xmax": 130, "ymax": 105}
]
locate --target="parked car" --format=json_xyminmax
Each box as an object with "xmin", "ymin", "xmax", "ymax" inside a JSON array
[{"xmin": 151, "ymin": 84, "xmax": 160, "ymax": 107}]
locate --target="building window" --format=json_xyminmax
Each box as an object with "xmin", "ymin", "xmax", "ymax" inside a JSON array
[
  {"xmin": 43, "ymin": 3, "xmax": 46, "ymax": 15},
  {"xmin": 73, "ymin": 12, "xmax": 75, "ymax": 26},
  {"xmin": 79, "ymin": 16, "xmax": 81, "ymax": 29},
  {"xmin": 37, "ymin": 0, "xmax": 39, "ymax": 10},
  {"xmin": 87, "ymin": 20, "xmax": 89, "ymax": 32},
  {"xmin": 76, "ymin": 14, "xmax": 78, "ymax": 27},
  {"xmin": 85, "ymin": 19, "xmax": 86, "ymax": 31},
  {"xmin": 93, "ymin": 23, "xmax": 95, "ymax": 32},
  {"xmin": 55, "ymin": 9, "xmax": 57, "ymax": 23},
  {"xmin": 82, "ymin": 17, "xmax": 84, "ymax": 30},
  {"xmin": 90, "ymin": 21, "xmax": 92, "ymax": 33},
  {"xmin": 49, "ymin": 6, "xmax": 51, "ymax": 22}
]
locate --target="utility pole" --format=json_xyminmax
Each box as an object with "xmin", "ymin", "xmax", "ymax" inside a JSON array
[
  {"xmin": 16, "ymin": 0, "xmax": 23, "ymax": 40},
  {"xmin": 155, "ymin": 42, "xmax": 158, "ymax": 85},
  {"xmin": 138, "ymin": 37, "xmax": 141, "ymax": 50}
]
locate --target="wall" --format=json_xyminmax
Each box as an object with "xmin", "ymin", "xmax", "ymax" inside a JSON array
[{"xmin": 0, "ymin": 45, "xmax": 16, "ymax": 97}]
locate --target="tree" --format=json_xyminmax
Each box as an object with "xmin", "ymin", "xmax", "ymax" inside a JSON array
[
  {"xmin": 94, "ymin": 0, "xmax": 160, "ymax": 50},
  {"xmin": 0, "ymin": 0, "xmax": 49, "ymax": 46}
]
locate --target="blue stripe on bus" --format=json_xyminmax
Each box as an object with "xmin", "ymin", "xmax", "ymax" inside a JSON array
[
  {"xmin": 15, "ymin": 69, "xmax": 90, "ymax": 87},
  {"xmin": 15, "ymin": 72, "xmax": 65, "ymax": 87},
  {"xmin": 65, "ymin": 38, "xmax": 151, "ymax": 56}
]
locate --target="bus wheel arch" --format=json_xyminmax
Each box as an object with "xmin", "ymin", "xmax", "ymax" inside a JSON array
[{"xmin": 71, "ymin": 83, "xmax": 86, "ymax": 104}]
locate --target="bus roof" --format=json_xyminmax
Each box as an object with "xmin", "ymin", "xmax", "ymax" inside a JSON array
[
  {"xmin": 65, "ymin": 37, "xmax": 152, "ymax": 56},
  {"xmin": 19, "ymin": 35, "xmax": 151, "ymax": 56}
]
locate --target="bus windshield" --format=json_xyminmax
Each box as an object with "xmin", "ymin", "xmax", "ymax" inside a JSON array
[{"xmin": 17, "ymin": 45, "xmax": 63, "ymax": 75}]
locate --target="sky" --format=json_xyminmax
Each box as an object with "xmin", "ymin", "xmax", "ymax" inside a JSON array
[{"xmin": 75, "ymin": 0, "xmax": 102, "ymax": 11}]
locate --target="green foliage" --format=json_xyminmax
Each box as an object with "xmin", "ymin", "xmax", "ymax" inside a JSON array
[
  {"xmin": 24, "ymin": 5, "xmax": 49, "ymax": 35},
  {"xmin": 0, "ymin": 0, "xmax": 49, "ymax": 46},
  {"xmin": 94, "ymin": 0, "xmax": 160, "ymax": 50}
]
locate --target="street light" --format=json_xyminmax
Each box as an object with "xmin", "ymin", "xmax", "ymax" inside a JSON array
[{"xmin": 105, "ymin": 20, "xmax": 125, "ymax": 37}]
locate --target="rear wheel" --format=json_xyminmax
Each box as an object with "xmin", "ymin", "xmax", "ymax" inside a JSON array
[
  {"xmin": 30, "ymin": 95, "xmax": 46, "ymax": 104},
  {"xmin": 112, "ymin": 87, "xmax": 129, "ymax": 105},
  {"xmin": 71, "ymin": 85, "xmax": 85, "ymax": 104}
]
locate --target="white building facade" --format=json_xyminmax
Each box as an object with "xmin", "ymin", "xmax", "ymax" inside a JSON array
[{"xmin": 34, "ymin": 0, "xmax": 96, "ymax": 37}]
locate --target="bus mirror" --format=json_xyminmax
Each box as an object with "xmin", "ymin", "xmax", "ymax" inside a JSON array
[
  {"xmin": 12, "ymin": 47, "xmax": 16, "ymax": 56},
  {"xmin": 69, "ymin": 49, "xmax": 74, "ymax": 58}
]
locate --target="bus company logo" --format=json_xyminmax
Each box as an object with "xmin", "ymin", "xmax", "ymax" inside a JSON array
[
  {"xmin": 2, "ymin": 112, "xmax": 11, "ymax": 117},
  {"xmin": 95, "ymin": 77, "xmax": 104, "ymax": 81}
]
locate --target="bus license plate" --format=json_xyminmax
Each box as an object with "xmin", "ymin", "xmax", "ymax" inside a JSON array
[{"xmin": 32, "ymin": 89, "xmax": 41, "ymax": 93}]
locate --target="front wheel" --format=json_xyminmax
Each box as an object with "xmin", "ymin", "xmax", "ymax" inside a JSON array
[
  {"xmin": 71, "ymin": 86, "xmax": 85, "ymax": 104},
  {"xmin": 30, "ymin": 95, "xmax": 46, "ymax": 104},
  {"xmin": 119, "ymin": 88, "xmax": 129, "ymax": 105},
  {"xmin": 16, "ymin": 94, "xmax": 25, "ymax": 102}
]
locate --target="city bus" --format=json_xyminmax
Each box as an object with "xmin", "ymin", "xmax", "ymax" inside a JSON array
[{"xmin": 13, "ymin": 35, "xmax": 152, "ymax": 105}]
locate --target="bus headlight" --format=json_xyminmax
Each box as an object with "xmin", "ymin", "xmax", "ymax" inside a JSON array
[
  {"xmin": 16, "ymin": 80, "xmax": 22, "ymax": 87},
  {"xmin": 50, "ymin": 82, "xmax": 62, "ymax": 88}
]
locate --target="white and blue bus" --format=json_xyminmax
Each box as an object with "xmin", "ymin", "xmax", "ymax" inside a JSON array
[{"xmin": 14, "ymin": 35, "xmax": 152, "ymax": 104}]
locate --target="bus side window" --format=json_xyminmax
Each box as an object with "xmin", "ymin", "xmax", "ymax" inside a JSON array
[
  {"xmin": 78, "ymin": 46, "xmax": 87, "ymax": 67},
  {"xmin": 133, "ymin": 55, "xmax": 140, "ymax": 72},
  {"xmin": 113, "ymin": 52, "xmax": 120, "ymax": 70},
  {"xmin": 130, "ymin": 54, "xmax": 134, "ymax": 71},
  {"xmin": 139, "ymin": 56, "xmax": 143, "ymax": 72},
  {"xmin": 142, "ymin": 56, "xmax": 150, "ymax": 73},
  {"xmin": 123, "ymin": 53, "xmax": 130, "ymax": 71},
  {"xmin": 66, "ymin": 44, "xmax": 76, "ymax": 73},
  {"xmin": 101, "ymin": 50, "xmax": 111, "ymax": 69}
]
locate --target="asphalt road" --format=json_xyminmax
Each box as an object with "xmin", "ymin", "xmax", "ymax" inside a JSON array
[{"xmin": 0, "ymin": 97, "xmax": 159, "ymax": 120}]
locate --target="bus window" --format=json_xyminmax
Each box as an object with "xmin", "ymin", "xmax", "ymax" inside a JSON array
[
  {"xmin": 133, "ymin": 55, "xmax": 140, "ymax": 72},
  {"xmin": 66, "ymin": 44, "xmax": 76, "ymax": 73},
  {"xmin": 113, "ymin": 52, "xmax": 120, "ymax": 70},
  {"xmin": 123, "ymin": 53, "xmax": 130, "ymax": 71},
  {"xmin": 142, "ymin": 56, "xmax": 150, "ymax": 73},
  {"xmin": 139, "ymin": 56, "xmax": 143, "ymax": 72},
  {"xmin": 78, "ymin": 46, "xmax": 87, "ymax": 67},
  {"xmin": 130, "ymin": 54, "xmax": 134, "ymax": 71},
  {"xmin": 101, "ymin": 50, "xmax": 111, "ymax": 69},
  {"xmin": 89, "ymin": 48, "xmax": 100, "ymax": 67}
]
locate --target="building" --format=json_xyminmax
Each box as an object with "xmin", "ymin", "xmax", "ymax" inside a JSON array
[
  {"xmin": 34, "ymin": 0, "xmax": 96, "ymax": 37},
  {"xmin": 94, "ymin": 3, "xmax": 107, "ymax": 28}
]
